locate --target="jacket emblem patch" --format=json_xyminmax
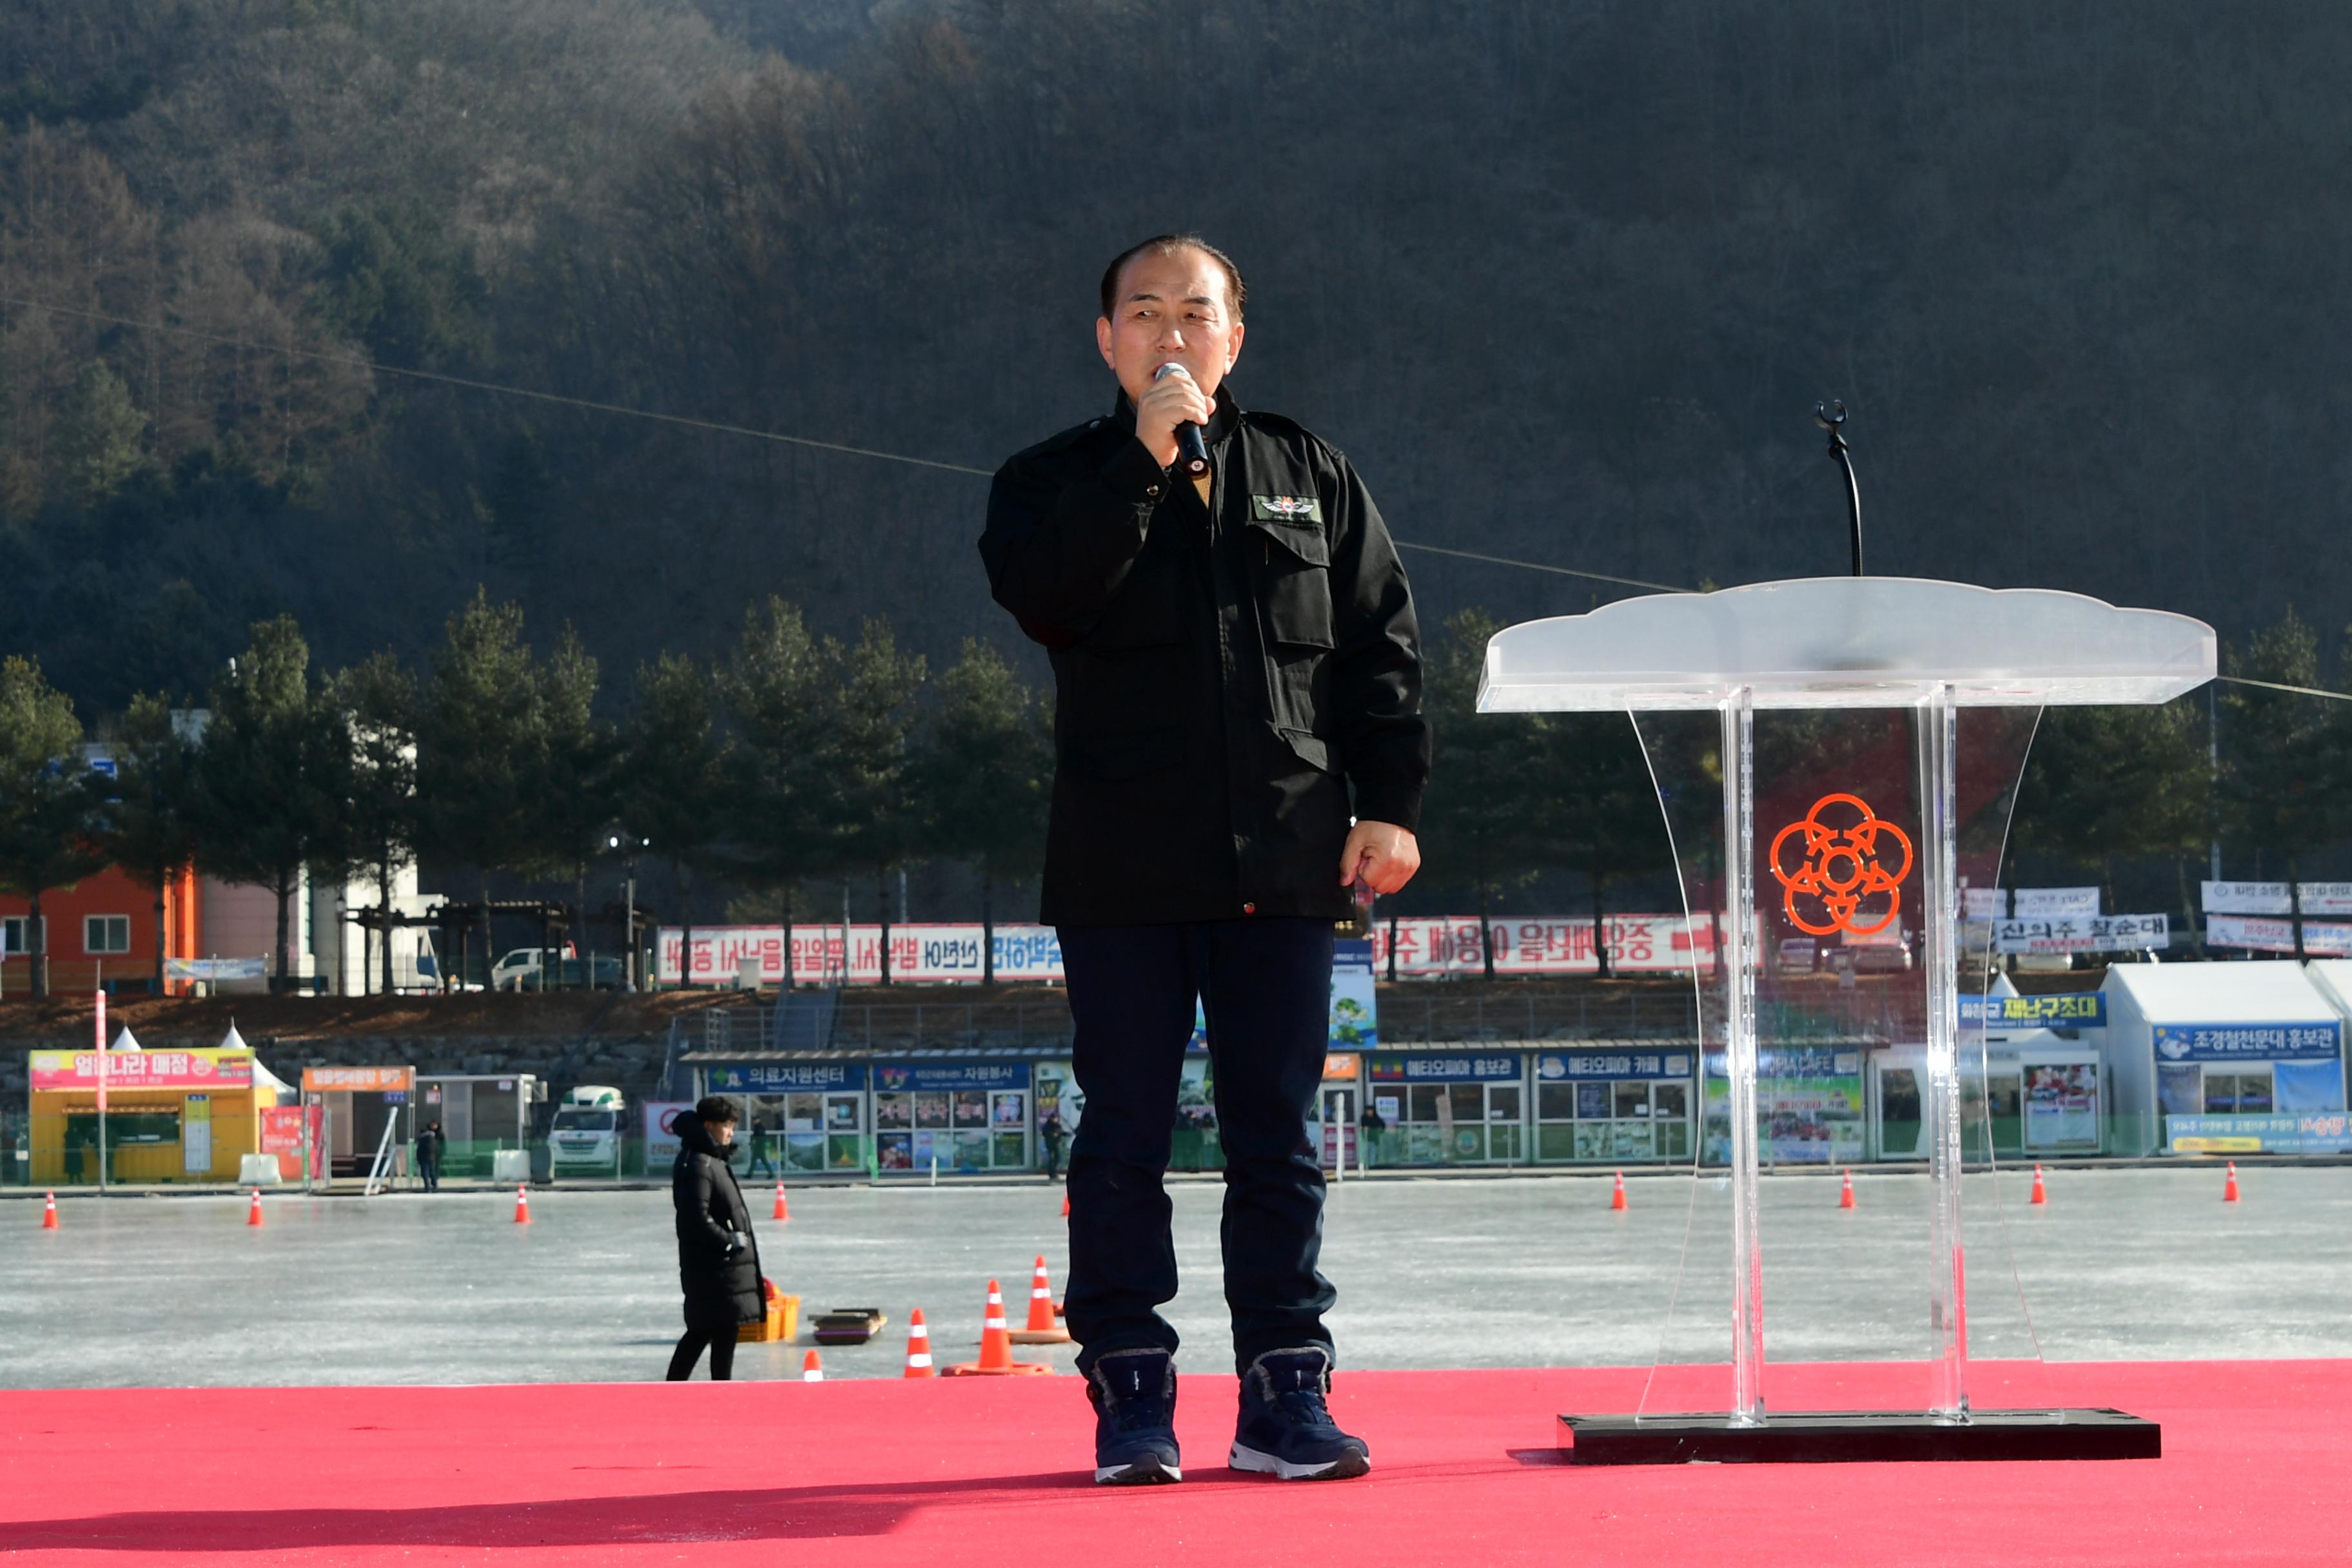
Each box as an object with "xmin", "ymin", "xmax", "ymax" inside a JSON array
[{"xmin": 1251, "ymin": 495, "xmax": 1323, "ymax": 523}]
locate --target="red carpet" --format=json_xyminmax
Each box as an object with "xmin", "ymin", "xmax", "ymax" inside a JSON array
[{"xmin": 3, "ymin": 1361, "xmax": 2345, "ymax": 1565}]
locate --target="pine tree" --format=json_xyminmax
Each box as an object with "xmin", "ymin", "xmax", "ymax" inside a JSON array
[
  {"xmin": 0, "ymin": 656, "xmax": 106, "ymax": 998},
  {"xmin": 100, "ymin": 694, "xmax": 202, "ymax": 995},
  {"xmin": 913, "ymin": 638, "xmax": 1049, "ymax": 983}
]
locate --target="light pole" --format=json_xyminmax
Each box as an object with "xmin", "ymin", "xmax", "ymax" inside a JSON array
[{"xmin": 609, "ymin": 832, "xmax": 650, "ymax": 990}]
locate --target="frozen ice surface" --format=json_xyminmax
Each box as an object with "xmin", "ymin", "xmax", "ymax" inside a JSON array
[{"xmin": 2, "ymin": 1165, "xmax": 2345, "ymax": 1386}]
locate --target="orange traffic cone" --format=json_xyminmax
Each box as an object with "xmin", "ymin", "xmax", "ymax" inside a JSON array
[
  {"xmin": 1609, "ymin": 1171, "xmax": 1627, "ymax": 1211},
  {"xmin": 943, "ymin": 1279, "xmax": 1052, "ymax": 1377},
  {"xmin": 1010, "ymin": 1255, "xmax": 1072, "ymax": 1344},
  {"xmin": 2030, "ymin": 1164, "xmax": 2048, "ymax": 1206},
  {"xmin": 1061, "ymin": 1191, "xmax": 1070, "ymax": 1219},
  {"xmin": 2224, "ymin": 1162, "xmax": 2240, "ymax": 1204},
  {"xmin": 247, "ymin": 1190, "xmax": 265, "ymax": 1228},
  {"xmin": 773, "ymin": 1184, "xmax": 790, "ymax": 1222},
  {"xmin": 1838, "ymin": 1170, "xmax": 1856, "ymax": 1210},
  {"xmin": 41, "ymin": 1191, "xmax": 59, "ymax": 1230},
  {"xmin": 802, "ymin": 1349, "xmax": 824, "ymax": 1382},
  {"xmin": 903, "ymin": 1308, "xmax": 937, "ymax": 1377},
  {"xmin": 513, "ymin": 1186, "xmax": 532, "ymax": 1225}
]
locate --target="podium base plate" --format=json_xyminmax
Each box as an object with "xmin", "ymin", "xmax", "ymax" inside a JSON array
[{"xmin": 1558, "ymin": 1407, "xmax": 2160, "ymax": 1465}]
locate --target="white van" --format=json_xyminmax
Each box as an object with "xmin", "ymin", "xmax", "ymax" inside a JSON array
[{"xmin": 549, "ymin": 1085, "xmax": 625, "ymax": 1177}]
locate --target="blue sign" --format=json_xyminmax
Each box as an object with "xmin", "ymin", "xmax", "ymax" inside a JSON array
[
  {"xmin": 708, "ymin": 1062, "xmax": 867, "ymax": 1092},
  {"xmin": 2166, "ymin": 1112, "xmax": 2352, "ymax": 1154},
  {"xmin": 1368, "ymin": 1053, "xmax": 1523, "ymax": 1083},
  {"xmin": 1536, "ymin": 1050, "xmax": 1693, "ymax": 1082},
  {"xmin": 2151, "ymin": 1022, "xmax": 2342, "ymax": 1064},
  {"xmin": 1960, "ymin": 993, "xmax": 2107, "ymax": 1028},
  {"xmin": 871, "ymin": 1061, "xmax": 1028, "ymax": 1093}
]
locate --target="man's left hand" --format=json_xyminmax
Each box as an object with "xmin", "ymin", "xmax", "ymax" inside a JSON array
[{"xmin": 1339, "ymin": 820, "xmax": 1421, "ymax": 896}]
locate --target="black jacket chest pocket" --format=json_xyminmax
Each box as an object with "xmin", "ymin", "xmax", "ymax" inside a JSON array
[{"xmin": 1249, "ymin": 516, "xmax": 1335, "ymax": 651}]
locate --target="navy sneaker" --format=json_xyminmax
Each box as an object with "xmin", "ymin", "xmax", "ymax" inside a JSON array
[
  {"xmin": 1230, "ymin": 1346, "xmax": 1370, "ymax": 1480},
  {"xmin": 1088, "ymin": 1349, "xmax": 1182, "ymax": 1485}
]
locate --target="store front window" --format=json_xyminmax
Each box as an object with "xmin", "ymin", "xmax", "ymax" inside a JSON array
[
  {"xmin": 1533, "ymin": 1050, "xmax": 1696, "ymax": 1162},
  {"xmin": 872, "ymin": 1061, "xmax": 1030, "ymax": 1173},
  {"xmin": 704, "ymin": 1063, "xmax": 868, "ymax": 1173},
  {"xmin": 1366, "ymin": 1054, "xmax": 1525, "ymax": 1165}
]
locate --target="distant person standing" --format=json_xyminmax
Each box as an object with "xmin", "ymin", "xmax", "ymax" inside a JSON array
[
  {"xmin": 1039, "ymin": 1110, "xmax": 1066, "ymax": 1182},
  {"xmin": 667, "ymin": 1098, "xmax": 764, "ymax": 1381},
  {"xmin": 747, "ymin": 1114, "xmax": 779, "ymax": 1180},
  {"xmin": 415, "ymin": 1121, "xmax": 446, "ymax": 1193}
]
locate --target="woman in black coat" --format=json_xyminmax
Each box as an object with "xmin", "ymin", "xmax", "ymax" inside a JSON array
[{"xmin": 665, "ymin": 1098, "xmax": 765, "ymax": 1380}]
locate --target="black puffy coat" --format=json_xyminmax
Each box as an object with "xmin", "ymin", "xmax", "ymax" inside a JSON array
[
  {"xmin": 671, "ymin": 1117, "xmax": 763, "ymax": 1328},
  {"xmin": 979, "ymin": 387, "xmax": 1429, "ymax": 927}
]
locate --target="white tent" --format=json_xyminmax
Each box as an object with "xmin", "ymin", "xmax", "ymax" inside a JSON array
[
  {"xmin": 2101, "ymin": 962, "xmax": 2346, "ymax": 1155},
  {"xmin": 2308, "ymin": 961, "xmax": 2352, "ymax": 1023},
  {"xmin": 108, "ymin": 1024, "xmax": 142, "ymax": 1052}
]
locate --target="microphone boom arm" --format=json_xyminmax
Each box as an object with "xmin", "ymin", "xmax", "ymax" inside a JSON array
[{"xmin": 1814, "ymin": 400, "xmax": 1863, "ymax": 576}]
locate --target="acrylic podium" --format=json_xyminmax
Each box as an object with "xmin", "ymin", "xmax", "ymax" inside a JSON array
[{"xmin": 1480, "ymin": 578, "xmax": 2213, "ymax": 1462}]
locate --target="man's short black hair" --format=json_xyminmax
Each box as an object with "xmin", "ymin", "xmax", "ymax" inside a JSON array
[
  {"xmin": 1099, "ymin": 233, "xmax": 1247, "ymax": 322},
  {"xmin": 693, "ymin": 1095, "xmax": 739, "ymax": 1126}
]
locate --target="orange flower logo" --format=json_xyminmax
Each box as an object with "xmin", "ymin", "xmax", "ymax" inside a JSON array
[{"xmin": 1768, "ymin": 793, "xmax": 1914, "ymax": 937}]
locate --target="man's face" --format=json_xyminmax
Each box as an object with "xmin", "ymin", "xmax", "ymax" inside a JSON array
[{"xmin": 1096, "ymin": 246, "xmax": 1246, "ymax": 406}]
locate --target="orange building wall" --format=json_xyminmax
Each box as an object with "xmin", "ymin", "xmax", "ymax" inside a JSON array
[{"xmin": 0, "ymin": 866, "xmax": 201, "ymax": 995}]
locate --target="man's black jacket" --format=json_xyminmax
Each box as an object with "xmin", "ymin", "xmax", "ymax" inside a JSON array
[{"xmin": 979, "ymin": 387, "xmax": 1429, "ymax": 927}]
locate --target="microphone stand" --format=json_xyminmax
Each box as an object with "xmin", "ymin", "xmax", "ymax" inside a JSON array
[{"xmin": 1814, "ymin": 400, "xmax": 1863, "ymax": 576}]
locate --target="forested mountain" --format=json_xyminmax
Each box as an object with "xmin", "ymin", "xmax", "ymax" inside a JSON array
[{"xmin": 5, "ymin": 0, "xmax": 2348, "ymax": 721}]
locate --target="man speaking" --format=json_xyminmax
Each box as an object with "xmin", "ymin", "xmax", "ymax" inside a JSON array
[{"xmin": 979, "ymin": 235, "xmax": 1429, "ymax": 1485}]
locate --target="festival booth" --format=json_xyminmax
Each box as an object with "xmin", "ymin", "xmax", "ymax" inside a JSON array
[
  {"xmin": 1533, "ymin": 1046, "xmax": 1698, "ymax": 1164},
  {"xmin": 300, "ymin": 1065, "xmax": 418, "ymax": 1185},
  {"xmin": 411, "ymin": 1073, "xmax": 543, "ymax": 1180},
  {"xmin": 26, "ymin": 1030, "xmax": 291, "ymax": 1185},
  {"xmin": 1870, "ymin": 975, "xmax": 2108, "ymax": 1160},
  {"xmin": 2102, "ymin": 962, "xmax": 2348, "ymax": 1156}
]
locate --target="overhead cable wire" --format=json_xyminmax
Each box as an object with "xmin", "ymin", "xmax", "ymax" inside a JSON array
[{"xmin": 0, "ymin": 293, "xmax": 997, "ymax": 476}]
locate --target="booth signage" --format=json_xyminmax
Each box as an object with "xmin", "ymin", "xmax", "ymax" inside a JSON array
[
  {"xmin": 871, "ymin": 1061, "xmax": 1026, "ymax": 1092},
  {"xmin": 1537, "ymin": 1050, "xmax": 1694, "ymax": 1082},
  {"xmin": 2166, "ymin": 1112, "xmax": 2352, "ymax": 1155},
  {"xmin": 1959, "ymin": 993, "xmax": 2108, "ymax": 1028},
  {"xmin": 2204, "ymin": 914, "xmax": 2352, "ymax": 957},
  {"xmin": 1367, "ymin": 1053, "xmax": 1523, "ymax": 1083},
  {"xmin": 300, "ymin": 1066, "xmax": 415, "ymax": 1093},
  {"xmin": 1992, "ymin": 914, "xmax": 2168, "ymax": 954},
  {"xmin": 2152, "ymin": 1022, "xmax": 2342, "ymax": 1063},
  {"xmin": 30, "ymin": 1049, "xmax": 253, "ymax": 1091},
  {"xmin": 705, "ymin": 1061, "xmax": 866, "ymax": 1092},
  {"xmin": 642, "ymin": 1102, "xmax": 693, "ymax": 1164},
  {"xmin": 1322, "ymin": 1054, "xmax": 1362, "ymax": 1079}
]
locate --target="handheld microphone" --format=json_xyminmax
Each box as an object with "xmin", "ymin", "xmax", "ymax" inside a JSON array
[{"xmin": 1153, "ymin": 362, "xmax": 1213, "ymax": 477}]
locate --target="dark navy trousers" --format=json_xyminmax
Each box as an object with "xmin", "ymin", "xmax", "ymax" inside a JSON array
[{"xmin": 1059, "ymin": 917, "xmax": 1337, "ymax": 1376}]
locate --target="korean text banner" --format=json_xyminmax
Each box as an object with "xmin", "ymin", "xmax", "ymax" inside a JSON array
[
  {"xmin": 704, "ymin": 1061, "xmax": 867, "ymax": 1092},
  {"xmin": 1370, "ymin": 915, "xmax": 1713, "ymax": 977},
  {"xmin": 2152, "ymin": 1022, "xmax": 2342, "ymax": 1063},
  {"xmin": 1992, "ymin": 914, "xmax": 2168, "ymax": 954},
  {"xmin": 2205, "ymin": 914, "xmax": 2352, "ymax": 957},
  {"xmin": 658, "ymin": 925, "xmax": 1064, "ymax": 985},
  {"xmin": 1959, "ymin": 992, "xmax": 2108, "ymax": 1028},
  {"xmin": 300, "ymin": 1065, "xmax": 415, "ymax": 1092},
  {"xmin": 31, "ymin": 1048, "xmax": 254, "ymax": 1091},
  {"xmin": 2200, "ymin": 881, "xmax": 2352, "ymax": 917},
  {"xmin": 1536, "ymin": 1050, "xmax": 1694, "ymax": 1082}
]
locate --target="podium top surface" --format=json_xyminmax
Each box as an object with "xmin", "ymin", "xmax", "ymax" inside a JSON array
[{"xmin": 1477, "ymin": 578, "xmax": 2215, "ymax": 712}]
